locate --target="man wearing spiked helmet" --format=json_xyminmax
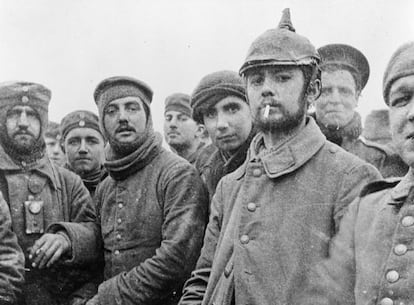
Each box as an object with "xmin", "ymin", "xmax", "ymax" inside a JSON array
[{"xmin": 179, "ymin": 9, "xmax": 380, "ymax": 305}]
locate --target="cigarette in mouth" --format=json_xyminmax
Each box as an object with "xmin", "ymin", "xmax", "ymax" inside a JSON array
[{"xmin": 264, "ymin": 105, "xmax": 270, "ymax": 119}]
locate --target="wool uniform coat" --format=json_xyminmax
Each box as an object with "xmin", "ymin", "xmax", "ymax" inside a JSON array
[
  {"xmin": 0, "ymin": 144, "xmax": 100, "ymax": 305},
  {"xmin": 94, "ymin": 147, "xmax": 208, "ymax": 305},
  {"xmin": 296, "ymin": 172, "xmax": 414, "ymax": 305},
  {"xmin": 0, "ymin": 192, "xmax": 24, "ymax": 304},
  {"xmin": 179, "ymin": 117, "xmax": 381, "ymax": 305}
]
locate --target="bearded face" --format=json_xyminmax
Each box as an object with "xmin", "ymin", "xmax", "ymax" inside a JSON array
[{"xmin": 6, "ymin": 105, "xmax": 41, "ymax": 154}]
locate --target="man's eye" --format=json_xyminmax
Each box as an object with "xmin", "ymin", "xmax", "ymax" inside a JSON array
[
  {"xmin": 275, "ymin": 75, "xmax": 291, "ymax": 82},
  {"xmin": 227, "ymin": 105, "xmax": 239, "ymax": 113},
  {"xmin": 68, "ymin": 139, "xmax": 80, "ymax": 146},
  {"xmin": 205, "ymin": 110, "xmax": 216, "ymax": 119},
  {"xmin": 105, "ymin": 107, "xmax": 116, "ymax": 115},
  {"xmin": 390, "ymin": 95, "xmax": 411, "ymax": 108},
  {"xmin": 250, "ymin": 75, "xmax": 264, "ymax": 85}
]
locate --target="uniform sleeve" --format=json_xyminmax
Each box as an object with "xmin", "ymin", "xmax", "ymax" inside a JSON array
[
  {"xmin": 47, "ymin": 174, "xmax": 101, "ymax": 265},
  {"xmin": 178, "ymin": 179, "xmax": 225, "ymax": 305},
  {"xmin": 97, "ymin": 163, "xmax": 209, "ymax": 305},
  {"xmin": 293, "ymin": 198, "xmax": 360, "ymax": 305},
  {"xmin": 0, "ymin": 191, "xmax": 25, "ymax": 304},
  {"xmin": 334, "ymin": 163, "xmax": 381, "ymax": 230}
]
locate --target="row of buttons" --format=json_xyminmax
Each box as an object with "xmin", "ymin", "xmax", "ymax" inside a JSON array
[{"xmin": 379, "ymin": 216, "xmax": 414, "ymax": 304}]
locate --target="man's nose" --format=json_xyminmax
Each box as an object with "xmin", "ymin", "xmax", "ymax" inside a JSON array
[
  {"xmin": 216, "ymin": 112, "xmax": 229, "ymax": 131},
  {"xmin": 261, "ymin": 77, "xmax": 276, "ymax": 97},
  {"xmin": 18, "ymin": 111, "xmax": 29, "ymax": 127},
  {"xmin": 78, "ymin": 139, "xmax": 88, "ymax": 153},
  {"xmin": 407, "ymin": 97, "xmax": 414, "ymax": 122}
]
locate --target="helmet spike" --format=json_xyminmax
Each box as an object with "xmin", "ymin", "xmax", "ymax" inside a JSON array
[{"xmin": 278, "ymin": 8, "xmax": 296, "ymax": 32}]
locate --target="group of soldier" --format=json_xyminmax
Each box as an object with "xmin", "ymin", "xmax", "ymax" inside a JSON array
[{"xmin": 1, "ymin": 8, "xmax": 414, "ymax": 305}]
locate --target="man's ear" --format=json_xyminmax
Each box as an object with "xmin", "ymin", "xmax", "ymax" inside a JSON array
[
  {"xmin": 306, "ymin": 79, "xmax": 321, "ymax": 103},
  {"xmin": 195, "ymin": 124, "xmax": 207, "ymax": 139}
]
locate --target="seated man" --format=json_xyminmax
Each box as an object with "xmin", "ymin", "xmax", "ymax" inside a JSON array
[{"xmin": 296, "ymin": 41, "xmax": 414, "ymax": 305}]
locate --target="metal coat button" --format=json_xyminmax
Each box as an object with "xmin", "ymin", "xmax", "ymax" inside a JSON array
[
  {"xmin": 380, "ymin": 297, "xmax": 393, "ymax": 305},
  {"xmin": 402, "ymin": 216, "xmax": 414, "ymax": 227},
  {"xmin": 118, "ymin": 203, "xmax": 124, "ymax": 209},
  {"xmin": 394, "ymin": 244, "xmax": 407, "ymax": 256},
  {"xmin": 114, "ymin": 250, "xmax": 120, "ymax": 255},
  {"xmin": 116, "ymin": 234, "xmax": 122, "ymax": 240},
  {"xmin": 117, "ymin": 218, "xmax": 122, "ymax": 224},
  {"xmin": 252, "ymin": 169, "xmax": 261, "ymax": 177},
  {"xmin": 247, "ymin": 202, "xmax": 257, "ymax": 212},
  {"xmin": 386, "ymin": 270, "xmax": 399, "ymax": 283},
  {"xmin": 240, "ymin": 235, "xmax": 250, "ymax": 244}
]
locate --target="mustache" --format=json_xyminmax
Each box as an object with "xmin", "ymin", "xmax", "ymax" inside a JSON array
[
  {"xmin": 115, "ymin": 125, "xmax": 136, "ymax": 133},
  {"xmin": 13, "ymin": 129, "xmax": 35, "ymax": 138}
]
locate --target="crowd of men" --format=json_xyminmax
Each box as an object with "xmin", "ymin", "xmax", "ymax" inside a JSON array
[{"xmin": 0, "ymin": 8, "xmax": 413, "ymax": 305}]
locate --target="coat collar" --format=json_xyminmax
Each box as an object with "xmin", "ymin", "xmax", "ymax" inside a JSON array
[
  {"xmin": 237, "ymin": 116, "xmax": 325, "ymax": 179},
  {"xmin": 389, "ymin": 169, "xmax": 414, "ymax": 203},
  {"xmin": 0, "ymin": 144, "xmax": 57, "ymax": 190}
]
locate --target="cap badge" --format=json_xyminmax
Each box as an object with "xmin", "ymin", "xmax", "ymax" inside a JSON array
[
  {"xmin": 22, "ymin": 96, "xmax": 29, "ymax": 103},
  {"xmin": 79, "ymin": 120, "xmax": 85, "ymax": 127}
]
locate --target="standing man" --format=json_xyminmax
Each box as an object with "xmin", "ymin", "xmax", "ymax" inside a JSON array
[
  {"xmin": 44, "ymin": 121, "xmax": 66, "ymax": 167},
  {"xmin": 61, "ymin": 110, "xmax": 106, "ymax": 196},
  {"xmin": 87, "ymin": 76, "xmax": 208, "ymax": 305},
  {"xmin": 295, "ymin": 41, "xmax": 414, "ymax": 305},
  {"xmin": 314, "ymin": 43, "xmax": 408, "ymax": 177},
  {"xmin": 0, "ymin": 81, "xmax": 100, "ymax": 305},
  {"xmin": 191, "ymin": 70, "xmax": 255, "ymax": 199},
  {"xmin": 179, "ymin": 9, "xmax": 380, "ymax": 305},
  {"xmin": 163, "ymin": 93, "xmax": 206, "ymax": 164}
]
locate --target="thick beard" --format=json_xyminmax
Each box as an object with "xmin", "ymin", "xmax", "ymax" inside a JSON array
[
  {"xmin": 108, "ymin": 131, "xmax": 147, "ymax": 157},
  {"xmin": 0, "ymin": 130, "xmax": 45, "ymax": 163},
  {"xmin": 254, "ymin": 100, "xmax": 307, "ymax": 134}
]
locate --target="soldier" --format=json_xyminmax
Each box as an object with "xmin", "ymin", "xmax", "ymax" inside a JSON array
[
  {"xmin": 295, "ymin": 41, "xmax": 414, "ymax": 305},
  {"xmin": 314, "ymin": 43, "xmax": 408, "ymax": 177},
  {"xmin": 163, "ymin": 93, "xmax": 206, "ymax": 164},
  {"xmin": 191, "ymin": 70, "xmax": 255, "ymax": 199},
  {"xmin": 179, "ymin": 9, "xmax": 380, "ymax": 305},
  {"xmin": 0, "ymin": 81, "xmax": 100, "ymax": 305},
  {"xmin": 61, "ymin": 110, "xmax": 107, "ymax": 196},
  {"xmin": 0, "ymin": 191, "xmax": 25, "ymax": 304},
  {"xmin": 44, "ymin": 121, "xmax": 66, "ymax": 167},
  {"xmin": 362, "ymin": 109, "xmax": 392, "ymax": 145},
  {"xmin": 86, "ymin": 76, "xmax": 208, "ymax": 305}
]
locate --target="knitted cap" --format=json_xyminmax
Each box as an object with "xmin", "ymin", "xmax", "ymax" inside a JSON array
[
  {"xmin": 318, "ymin": 44, "xmax": 370, "ymax": 92},
  {"xmin": 94, "ymin": 76, "xmax": 153, "ymax": 116},
  {"xmin": 191, "ymin": 70, "xmax": 246, "ymax": 124},
  {"xmin": 362, "ymin": 109, "xmax": 391, "ymax": 143},
  {"xmin": 164, "ymin": 93, "xmax": 192, "ymax": 117},
  {"xmin": 383, "ymin": 41, "xmax": 414, "ymax": 105},
  {"xmin": 60, "ymin": 110, "xmax": 103, "ymax": 141},
  {"xmin": 44, "ymin": 121, "xmax": 61, "ymax": 140},
  {"xmin": 0, "ymin": 81, "xmax": 51, "ymax": 135}
]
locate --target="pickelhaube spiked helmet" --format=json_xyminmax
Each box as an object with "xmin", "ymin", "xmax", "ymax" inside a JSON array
[{"xmin": 239, "ymin": 8, "xmax": 320, "ymax": 75}]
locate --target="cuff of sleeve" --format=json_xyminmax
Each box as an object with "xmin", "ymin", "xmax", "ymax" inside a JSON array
[{"xmin": 98, "ymin": 278, "xmax": 122, "ymax": 305}]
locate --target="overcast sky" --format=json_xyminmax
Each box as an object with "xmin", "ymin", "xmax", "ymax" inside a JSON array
[{"xmin": 0, "ymin": 0, "xmax": 413, "ymax": 135}]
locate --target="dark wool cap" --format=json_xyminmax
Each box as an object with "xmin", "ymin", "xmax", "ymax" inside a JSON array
[
  {"xmin": 191, "ymin": 70, "xmax": 246, "ymax": 124},
  {"xmin": 44, "ymin": 121, "xmax": 61, "ymax": 140},
  {"xmin": 318, "ymin": 44, "xmax": 370, "ymax": 92},
  {"xmin": 362, "ymin": 109, "xmax": 391, "ymax": 142},
  {"xmin": 93, "ymin": 76, "xmax": 153, "ymax": 119},
  {"xmin": 60, "ymin": 110, "xmax": 103, "ymax": 141},
  {"xmin": 383, "ymin": 41, "xmax": 414, "ymax": 105},
  {"xmin": 164, "ymin": 93, "xmax": 192, "ymax": 117},
  {"xmin": 0, "ymin": 81, "xmax": 51, "ymax": 135}
]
